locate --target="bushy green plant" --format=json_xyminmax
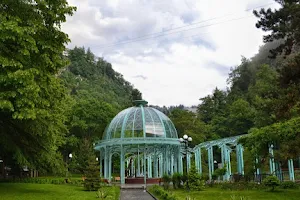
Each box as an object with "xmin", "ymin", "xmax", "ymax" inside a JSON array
[
  {"xmin": 181, "ymin": 174, "xmax": 187, "ymax": 184},
  {"xmin": 263, "ymin": 176, "xmax": 280, "ymax": 191},
  {"xmin": 187, "ymin": 165, "xmax": 204, "ymax": 191},
  {"xmin": 162, "ymin": 174, "xmax": 171, "ymax": 190},
  {"xmin": 83, "ymin": 155, "xmax": 102, "ymax": 191},
  {"xmin": 150, "ymin": 185, "xmax": 178, "ymax": 200},
  {"xmin": 201, "ymin": 173, "xmax": 209, "ymax": 181},
  {"xmin": 96, "ymin": 187, "xmax": 113, "ymax": 199},
  {"xmin": 280, "ymin": 181, "xmax": 298, "ymax": 189},
  {"xmin": 213, "ymin": 167, "xmax": 227, "ymax": 180},
  {"xmin": 172, "ymin": 172, "xmax": 182, "ymax": 189}
]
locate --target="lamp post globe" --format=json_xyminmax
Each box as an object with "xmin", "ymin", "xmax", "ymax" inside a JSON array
[
  {"xmin": 179, "ymin": 138, "xmax": 184, "ymax": 142},
  {"xmin": 183, "ymin": 134, "xmax": 188, "ymax": 140},
  {"xmin": 188, "ymin": 137, "xmax": 192, "ymax": 142}
]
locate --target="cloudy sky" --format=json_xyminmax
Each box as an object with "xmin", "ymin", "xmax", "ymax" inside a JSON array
[{"xmin": 62, "ymin": 0, "xmax": 279, "ymax": 106}]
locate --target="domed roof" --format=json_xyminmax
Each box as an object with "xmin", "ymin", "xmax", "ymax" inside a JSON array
[{"xmin": 102, "ymin": 100, "xmax": 178, "ymax": 140}]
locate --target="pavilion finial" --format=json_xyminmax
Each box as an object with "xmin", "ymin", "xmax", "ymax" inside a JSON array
[{"xmin": 133, "ymin": 100, "xmax": 148, "ymax": 107}]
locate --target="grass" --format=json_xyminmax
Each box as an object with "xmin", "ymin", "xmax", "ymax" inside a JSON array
[
  {"xmin": 169, "ymin": 188, "xmax": 300, "ymax": 200},
  {"xmin": 148, "ymin": 186, "xmax": 300, "ymax": 200},
  {"xmin": 0, "ymin": 183, "xmax": 120, "ymax": 200}
]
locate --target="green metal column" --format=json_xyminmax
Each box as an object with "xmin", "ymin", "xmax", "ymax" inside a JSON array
[
  {"xmin": 148, "ymin": 156, "xmax": 152, "ymax": 178},
  {"xmin": 126, "ymin": 159, "xmax": 129, "ymax": 173},
  {"xmin": 179, "ymin": 155, "xmax": 183, "ymax": 174},
  {"xmin": 154, "ymin": 155, "xmax": 158, "ymax": 178},
  {"xmin": 144, "ymin": 146, "xmax": 146, "ymax": 186},
  {"xmin": 99, "ymin": 151, "xmax": 102, "ymax": 177},
  {"xmin": 195, "ymin": 149, "xmax": 198, "ymax": 172},
  {"xmin": 174, "ymin": 153, "xmax": 178, "ymax": 173},
  {"xmin": 120, "ymin": 145, "xmax": 125, "ymax": 184},
  {"xmin": 178, "ymin": 151, "xmax": 183, "ymax": 174},
  {"xmin": 187, "ymin": 153, "xmax": 191, "ymax": 170},
  {"xmin": 167, "ymin": 146, "xmax": 170, "ymax": 174},
  {"xmin": 221, "ymin": 145, "xmax": 226, "ymax": 180},
  {"xmin": 131, "ymin": 158, "xmax": 134, "ymax": 177},
  {"xmin": 104, "ymin": 147, "xmax": 108, "ymax": 179},
  {"xmin": 163, "ymin": 148, "xmax": 167, "ymax": 174},
  {"xmin": 199, "ymin": 148, "xmax": 202, "ymax": 174},
  {"xmin": 171, "ymin": 155, "xmax": 174, "ymax": 175},
  {"xmin": 276, "ymin": 162, "xmax": 283, "ymax": 181},
  {"xmin": 225, "ymin": 146, "xmax": 232, "ymax": 181},
  {"xmin": 108, "ymin": 154, "xmax": 112, "ymax": 182},
  {"xmin": 159, "ymin": 154, "xmax": 163, "ymax": 177},
  {"xmin": 236, "ymin": 144, "xmax": 244, "ymax": 175},
  {"xmin": 207, "ymin": 146, "xmax": 214, "ymax": 181},
  {"xmin": 269, "ymin": 145, "xmax": 275, "ymax": 175},
  {"xmin": 256, "ymin": 157, "xmax": 261, "ymax": 176},
  {"xmin": 137, "ymin": 145, "xmax": 140, "ymax": 176},
  {"xmin": 195, "ymin": 148, "xmax": 202, "ymax": 174},
  {"xmin": 288, "ymin": 159, "xmax": 295, "ymax": 181},
  {"xmin": 141, "ymin": 155, "xmax": 144, "ymax": 175}
]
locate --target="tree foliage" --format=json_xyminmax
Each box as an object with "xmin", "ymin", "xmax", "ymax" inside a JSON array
[
  {"xmin": 58, "ymin": 47, "xmax": 142, "ymax": 175},
  {"xmin": 254, "ymin": 0, "xmax": 300, "ymax": 57},
  {"xmin": 169, "ymin": 108, "xmax": 215, "ymax": 145},
  {"xmin": 195, "ymin": 1, "xmax": 300, "ymax": 167},
  {"xmin": 0, "ymin": 0, "xmax": 76, "ymax": 173}
]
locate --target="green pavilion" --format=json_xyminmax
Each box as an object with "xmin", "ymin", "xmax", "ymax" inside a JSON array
[
  {"xmin": 94, "ymin": 100, "xmax": 182, "ymax": 184},
  {"xmin": 94, "ymin": 100, "xmax": 297, "ymax": 185}
]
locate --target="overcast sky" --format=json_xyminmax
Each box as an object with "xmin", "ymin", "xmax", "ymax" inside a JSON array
[{"xmin": 62, "ymin": 0, "xmax": 279, "ymax": 106}]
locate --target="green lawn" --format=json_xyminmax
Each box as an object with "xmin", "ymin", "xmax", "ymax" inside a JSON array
[
  {"xmin": 169, "ymin": 188, "xmax": 300, "ymax": 200},
  {"xmin": 0, "ymin": 183, "xmax": 120, "ymax": 200}
]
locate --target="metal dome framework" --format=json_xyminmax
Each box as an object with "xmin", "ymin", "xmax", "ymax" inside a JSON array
[{"xmin": 94, "ymin": 100, "xmax": 182, "ymax": 184}]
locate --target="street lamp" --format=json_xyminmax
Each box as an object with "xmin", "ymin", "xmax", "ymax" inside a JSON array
[
  {"xmin": 66, "ymin": 153, "xmax": 73, "ymax": 181},
  {"xmin": 179, "ymin": 134, "xmax": 192, "ymax": 191}
]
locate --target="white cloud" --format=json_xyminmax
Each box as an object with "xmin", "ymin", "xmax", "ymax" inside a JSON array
[{"xmin": 63, "ymin": 0, "xmax": 279, "ymax": 106}]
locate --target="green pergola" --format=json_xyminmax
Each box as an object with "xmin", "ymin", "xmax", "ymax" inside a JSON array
[
  {"xmin": 95, "ymin": 100, "xmax": 297, "ymax": 184},
  {"xmin": 94, "ymin": 100, "xmax": 181, "ymax": 184}
]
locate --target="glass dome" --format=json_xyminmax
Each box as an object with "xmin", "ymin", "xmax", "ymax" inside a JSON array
[{"xmin": 102, "ymin": 100, "xmax": 178, "ymax": 140}]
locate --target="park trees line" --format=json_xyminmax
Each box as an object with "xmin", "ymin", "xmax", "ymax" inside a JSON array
[
  {"xmin": 166, "ymin": 0, "xmax": 300, "ymax": 173},
  {"xmin": 0, "ymin": 0, "xmax": 141, "ymax": 176},
  {"xmin": 1, "ymin": 0, "xmax": 300, "ymax": 178}
]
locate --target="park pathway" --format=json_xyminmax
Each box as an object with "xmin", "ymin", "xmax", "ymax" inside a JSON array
[{"xmin": 120, "ymin": 189, "xmax": 155, "ymax": 200}]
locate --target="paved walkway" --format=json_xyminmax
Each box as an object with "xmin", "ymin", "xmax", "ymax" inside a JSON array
[{"xmin": 120, "ymin": 189, "xmax": 155, "ymax": 200}]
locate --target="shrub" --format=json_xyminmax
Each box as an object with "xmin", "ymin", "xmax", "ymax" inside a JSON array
[
  {"xmin": 213, "ymin": 167, "xmax": 227, "ymax": 180},
  {"xmin": 187, "ymin": 165, "xmax": 204, "ymax": 191},
  {"xmin": 150, "ymin": 185, "xmax": 178, "ymax": 200},
  {"xmin": 201, "ymin": 174, "xmax": 209, "ymax": 181},
  {"xmin": 83, "ymin": 154, "xmax": 101, "ymax": 191},
  {"xmin": 162, "ymin": 174, "xmax": 171, "ymax": 190},
  {"xmin": 172, "ymin": 173, "xmax": 182, "ymax": 189},
  {"xmin": 280, "ymin": 181, "xmax": 298, "ymax": 189},
  {"xmin": 263, "ymin": 176, "xmax": 280, "ymax": 191}
]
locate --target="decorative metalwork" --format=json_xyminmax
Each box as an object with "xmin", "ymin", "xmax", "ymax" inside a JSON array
[
  {"xmin": 95, "ymin": 100, "xmax": 181, "ymax": 184},
  {"xmin": 95, "ymin": 101, "xmax": 297, "ymax": 184}
]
